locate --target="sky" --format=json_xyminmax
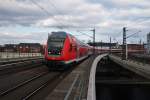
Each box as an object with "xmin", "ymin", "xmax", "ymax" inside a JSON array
[{"xmin": 0, "ymin": 0, "xmax": 150, "ymax": 45}]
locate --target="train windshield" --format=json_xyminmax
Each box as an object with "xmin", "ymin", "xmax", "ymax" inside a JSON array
[
  {"xmin": 48, "ymin": 32, "xmax": 66, "ymax": 49},
  {"xmin": 48, "ymin": 38, "xmax": 65, "ymax": 48}
]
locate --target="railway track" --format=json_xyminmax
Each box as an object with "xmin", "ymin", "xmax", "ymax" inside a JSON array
[
  {"xmin": 0, "ymin": 72, "xmax": 48, "ymax": 96},
  {"xmin": 22, "ymin": 73, "xmax": 60, "ymax": 100},
  {"xmin": 0, "ymin": 65, "xmax": 73, "ymax": 100},
  {"xmin": 0, "ymin": 59, "xmax": 44, "ymax": 75},
  {"xmin": 0, "ymin": 72, "xmax": 59, "ymax": 100},
  {"xmin": 0, "ymin": 66, "xmax": 49, "ymax": 94},
  {"xmin": 0, "ymin": 57, "xmax": 43, "ymax": 65}
]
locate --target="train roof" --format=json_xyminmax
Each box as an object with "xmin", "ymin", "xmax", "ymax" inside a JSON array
[{"xmin": 49, "ymin": 31, "xmax": 90, "ymax": 47}]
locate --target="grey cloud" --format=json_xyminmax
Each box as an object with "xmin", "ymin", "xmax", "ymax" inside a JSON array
[
  {"xmin": 0, "ymin": 32, "xmax": 48, "ymax": 44},
  {"xmin": 0, "ymin": 0, "xmax": 150, "ymax": 44},
  {"xmin": 0, "ymin": 0, "xmax": 48, "ymax": 26}
]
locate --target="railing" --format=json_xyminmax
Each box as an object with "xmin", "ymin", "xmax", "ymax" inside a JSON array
[
  {"xmin": 0, "ymin": 52, "xmax": 43, "ymax": 59},
  {"xmin": 87, "ymin": 54, "xmax": 108, "ymax": 100}
]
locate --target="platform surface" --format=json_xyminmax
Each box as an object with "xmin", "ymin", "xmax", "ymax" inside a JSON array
[{"xmin": 45, "ymin": 56, "xmax": 96, "ymax": 100}]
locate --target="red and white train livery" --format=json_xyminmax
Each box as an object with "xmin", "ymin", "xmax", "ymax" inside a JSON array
[{"xmin": 44, "ymin": 31, "xmax": 92, "ymax": 69}]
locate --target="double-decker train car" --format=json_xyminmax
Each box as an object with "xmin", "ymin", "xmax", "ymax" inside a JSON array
[{"xmin": 45, "ymin": 31, "xmax": 91, "ymax": 70}]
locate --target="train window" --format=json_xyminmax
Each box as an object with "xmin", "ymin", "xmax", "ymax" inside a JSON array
[
  {"xmin": 48, "ymin": 38, "xmax": 65, "ymax": 48},
  {"xmin": 48, "ymin": 32, "xmax": 66, "ymax": 49},
  {"xmin": 48, "ymin": 41, "xmax": 63, "ymax": 47}
]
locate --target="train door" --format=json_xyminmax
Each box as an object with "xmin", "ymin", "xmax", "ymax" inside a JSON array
[
  {"xmin": 70, "ymin": 36, "xmax": 77, "ymax": 60},
  {"xmin": 67, "ymin": 35, "xmax": 75, "ymax": 61},
  {"xmin": 76, "ymin": 44, "xmax": 80, "ymax": 59},
  {"xmin": 76, "ymin": 40, "xmax": 83, "ymax": 60}
]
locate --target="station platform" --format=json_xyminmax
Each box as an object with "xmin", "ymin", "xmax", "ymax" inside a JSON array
[
  {"xmin": 109, "ymin": 55, "xmax": 150, "ymax": 79},
  {"xmin": 45, "ymin": 55, "xmax": 97, "ymax": 100}
]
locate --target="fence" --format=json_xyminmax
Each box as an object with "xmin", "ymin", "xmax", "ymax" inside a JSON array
[{"xmin": 0, "ymin": 52, "xmax": 43, "ymax": 59}]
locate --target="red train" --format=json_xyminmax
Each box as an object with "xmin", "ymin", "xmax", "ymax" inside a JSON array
[{"xmin": 44, "ymin": 31, "xmax": 92, "ymax": 70}]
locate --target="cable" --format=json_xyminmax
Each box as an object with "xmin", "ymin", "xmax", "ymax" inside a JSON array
[
  {"xmin": 116, "ymin": 30, "xmax": 123, "ymax": 35},
  {"xmin": 135, "ymin": 17, "xmax": 150, "ymax": 24},
  {"xmin": 47, "ymin": 0, "xmax": 79, "ymax": 29},
  {"xmin": 126, "ymin": 30, "xmax": 141, "ymax": 39},
  {"xmin": 77, "ymin": 31, "xmax": 93, "ymax": 38},
  {"xmin": 31, "ymin": 0, "xmax": 65, "ymax": 29},
  {"xmin": 48, "ymin": 0, "xmax": 97, "ymax": 29},
  {"xmin": 31, "ymin": 0, "xmax": 51, "ymax": 16},
  {"xmin": 31, "ymin": 0, "xmax": 98, "ymax": 30},
  {"xmin": 48, "ymin": 0, "xmax": 64, "ymax": 15}
]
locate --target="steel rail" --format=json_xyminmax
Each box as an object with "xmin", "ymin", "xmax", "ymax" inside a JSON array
[
  {"xmin": 22, "ymin": 73, "xmax": 60, "ymax": 100},
  {"xmin": 0, "ymin": 59, "xmax": 43, "ymax": 71},
  {"xmin": 0, "ymin": 72, "xmax": 48, "ymax": 97}
]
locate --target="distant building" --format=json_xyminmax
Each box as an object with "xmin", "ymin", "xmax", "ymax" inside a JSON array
[
  {"xmin": 119, "ymin": 44, "xmax": 146, "ymax": 54},
  {"xmin": 127, "ymin": 44, "xmax": 143, "ymax": 50},
  {"xmin": 17, "ymin": 43, "xmax": 42, "ymax": 53},
  {"xmin": 0, "ymin": 45, "xmax": 4, "ymax": 52},
  {"xmin": 88, "ymin": 42, "xmax": 119, "ymax": 49},
  {"xmin": 147, "ymin": 32, "xmax": 150, "ymax": 54},
  {"xmin": 3, "ymin": 44, "xmax": 18, "ymax": 52},
  {"xmin": 0, "ymin": 43, "xmax": 43, "ymax": 53}
]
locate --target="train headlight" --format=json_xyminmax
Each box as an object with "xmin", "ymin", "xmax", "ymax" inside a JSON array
[{"xmin": 48, "ymin": 52, "xmax": 51, "ymax": 54}]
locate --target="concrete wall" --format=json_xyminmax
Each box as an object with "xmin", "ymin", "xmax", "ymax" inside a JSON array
[{"xmin": 0, "ymin": 52, "xmax": 43, "ymax": 59}]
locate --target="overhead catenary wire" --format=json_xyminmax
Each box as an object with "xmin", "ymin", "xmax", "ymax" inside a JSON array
[
  {"xmin": 30, "ymin": 0, "xmax": 51, "ymax": 16},
  {"xmin": 31, "ymin": 0, "xmax": 84, "ymax": 29},
  {"xmin": 47, "ymin": 0, "xmax": 90, "ymax": 29},
  {"xmin": 30, "ymin": 0, "xmax": 99, "ymax": 31},
  {"xmin": 134, "ymin": 16, "xmax": 150, "ymax": 25},
  {"xmin": 47, "ymin": 0, "xmax": 98, "ymax": 30},
  {"xmin": 30, "ymin": 0, "xmax": 66, "ymax": 29},
  {"xmin": 76, "ymin": 30, "xmax": 93, "ymax": 39},
  {"xmin": 31, "ymin": 0, "xmax": 98, "ymax": 44},
  {"xmin": 48, "ymin": 0, "xmax": 64, "ymax": 16}
]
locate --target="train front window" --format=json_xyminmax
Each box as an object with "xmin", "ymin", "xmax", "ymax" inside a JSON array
[
  {"xmin": 48, "ymin": 32, "xmax": 66, "ymax": 48},
  {"xmin": 48, "ymin": 38, "xmax": 65, "ymax": 48},
  {"xmin": 47, "ymin": 32, "xmax": 67, "ymax": 55}
]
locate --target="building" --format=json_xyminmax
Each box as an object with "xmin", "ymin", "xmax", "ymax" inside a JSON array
[
  {"xmin": 17, "ymin": 43, "xmax": 42, "ymax": 53},
  {"xmin": 119, "ymin": 44, "xmax": 146, "ymax": 54},
  {"xmin": 0, "ymin": 43, "xmax": 43, "ymax": 53},
  {"xmin": 127, "ymin": 44, "xmax": 146, "ymax": 54},
  {"xmin": 147, "ymin": 32, "xmax": 150, "ymax": 54},
  {"xmin": 88, "ymin": 42, "xmax": 119, "ymax": 49},
  {"xmin": 3, "ymin": 44, "xmax": 18, "ymax": 52},
  {"xmin": 0, "ymin": 45, "xmax": 4, "ymax": 52}
]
